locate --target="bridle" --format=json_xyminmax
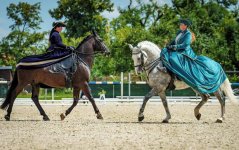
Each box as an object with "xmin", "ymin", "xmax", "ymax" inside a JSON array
[
  {"xmin": 72, "ymin": 35, "xmax": 109, "ymax": 56},
  {"xmin": 132, "ymin": 50, "xmax": 147, "ymax": 68},
  {"xmin": 132, "ymin": 49, "xmax": 161, "ymax": 75}
]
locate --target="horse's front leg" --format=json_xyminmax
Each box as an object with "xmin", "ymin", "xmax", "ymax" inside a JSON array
[
  {"xmin": 82, "ymin": 83, "xmax": 103, "ymax": 119},
  {"xmin": 60, "ymin": 87, "xmax": 80, "ymax": 120},
  {"xmin": 159, "ymin": 92, "xmax": 171, "ymax": 123},
  {"xmin": 138, "ymin": 89, "xmax": 157, "ymax": 122}
]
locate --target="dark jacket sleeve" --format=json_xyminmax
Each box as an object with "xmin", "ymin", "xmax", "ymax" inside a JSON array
[
  {"xmin": 51, "ymin": 32, "xmax": 66, "ymax": 48},
  {"xmin": 169, "ymin": 39, "xmax": 175, "ymax": 45}
]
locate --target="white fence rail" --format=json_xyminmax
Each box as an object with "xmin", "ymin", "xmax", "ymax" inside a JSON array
[{"xmin": 5, "ymin": 96, "xmax": 238, "ymax": 106}]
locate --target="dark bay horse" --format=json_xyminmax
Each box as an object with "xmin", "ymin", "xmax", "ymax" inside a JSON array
[{"xmin": 1, "ymin": 31, "xmax": 110, "ymax": 121}]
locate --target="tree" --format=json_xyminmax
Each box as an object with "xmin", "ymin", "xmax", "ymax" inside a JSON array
[
  {"xmin": 109, "ymin": 0, "xmax": 172, "ymax": 73},
  {"xmin": 49, "ymin": 0, "xmax": 114, "ymax": 37},
  {"xmin": 171, "ymin": 0, "xmax": 239, "ymax": 70},
  {"xmin": 112, "ymin": 0, "xmax": 164, "ymax": 29},
  {"xmin": 107, "ymin": 0, "xmax": 239, "ymax": 77},
  {"xmin": 0, "ymin": 2, "xmax": 46, "ymax": 66}
]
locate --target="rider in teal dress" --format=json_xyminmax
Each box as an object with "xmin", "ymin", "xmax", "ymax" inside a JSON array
[{"xmin": 160, "ymin": 19, "xmax": 226, "ymax": 94}]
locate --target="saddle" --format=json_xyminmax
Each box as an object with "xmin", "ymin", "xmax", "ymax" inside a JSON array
[
  {"xmin": 153, "ymin": 59, "xmax": 178, "ymax": 91},
  {"xmin": 48, "ymin": 54, "xmax": 77, "ymax": 88}
]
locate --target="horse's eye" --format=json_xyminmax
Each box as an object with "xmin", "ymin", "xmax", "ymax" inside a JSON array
[{"xmin": 137, "ymin": 57, "xmax": 141, "ymax": 60}]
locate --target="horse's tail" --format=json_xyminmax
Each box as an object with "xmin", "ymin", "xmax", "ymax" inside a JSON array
[
  {"xmin": 221, "ymin": 78, "xmax": 238, "ymax": 105},
  {"xmin": 1, "ymin": 71, "xmax": 18, "ymax": 110}
]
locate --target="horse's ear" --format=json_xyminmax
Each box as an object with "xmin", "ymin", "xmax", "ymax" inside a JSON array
[
  {"xmin": 92, "ymin": 30, "xmax": 97, "ymax": 36},
  {"xmin": 128, "ymin": 44, "xmax": 134, "ymax": 51}
]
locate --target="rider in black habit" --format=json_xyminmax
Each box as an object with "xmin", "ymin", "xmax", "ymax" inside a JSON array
[
  {"xmin": 17, "ymin": 21, "xmax": 75, "ymax": 69},
  {"xmin": 48, "ymin": 21, "xmax": 74, "ymax": 52},
  {"xmin": 17, "ymin": 21, "xmax": 76, "ymax": 87}
]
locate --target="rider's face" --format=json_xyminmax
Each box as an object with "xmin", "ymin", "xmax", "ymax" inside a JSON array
[
  {"xmin": 55, "ymin": 26, "xmax": 63, "ymax": 32},
  {"xmin": 180, "ymin": 23, "xmax": 187, "ymax": 31}
]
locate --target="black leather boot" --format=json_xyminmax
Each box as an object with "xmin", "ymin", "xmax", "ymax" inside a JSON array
[{"xmin": 167, "ymin": 72, "xmax": 176, "ymax": 90}]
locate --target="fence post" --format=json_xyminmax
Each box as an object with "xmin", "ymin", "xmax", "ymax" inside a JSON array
[
  {"xmin": 52, "ymin": 88, "xmax": 54, "ymax": 101},
  {"xmin": 121, "ymin": 72, "xmax": 123, "ymax": 100},
  {"xmin": 128, "ymin": 73, "xmax": 131, "ymax": 100},
  {"xmin": 45, "ymin": 89, "xmax": 47, "ymax": 100},
  {"xmin": 113, "ymin": 84, "xmax": 115, "ymax": 98}
]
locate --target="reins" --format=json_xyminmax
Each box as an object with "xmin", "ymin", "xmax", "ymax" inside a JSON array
[{"xmin": 70, "ymin": 49, "xmax": 103, "ymax": 56}]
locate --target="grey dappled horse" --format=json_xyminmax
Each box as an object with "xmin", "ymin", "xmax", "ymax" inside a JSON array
[{"xmin": 129, "ymin": 41, "xmax": 238, "ymax": 123}]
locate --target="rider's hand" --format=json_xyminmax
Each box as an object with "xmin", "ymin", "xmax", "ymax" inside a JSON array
[
  {"xmin": 166, "ymin": 45, "xmax": 172, "ymax": 50},
  {"xmin": 166, "ymin": 45, "xmax": 175, "ymax": 51},
  {"xmin": 66, "ymin": 46, "xmax": 75, "ymax": 51}
]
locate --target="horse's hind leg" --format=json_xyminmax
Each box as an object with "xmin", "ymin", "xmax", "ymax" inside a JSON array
[
  {"xmin": 214, "ymin": 90, "xmax": 225, "ymax": 123},
  {"xmin": 194, "ymin": 93, "xmax": 209, "ymax": 120},
  {"xmin": 5, "ymin": 83, "xmax": 27, "ymax": 121},
  {"xmin": 31, "ymin": 84, "xmax": 50, "ymax": 121},
  {"xmin": 138, "ymin": 89, "xmax": 157, "ymax": 122},
  {"xmin": 60, "ymin": 87, "xmax": 80, "ymax": 120},
  {"xmin": 159, "ymin": 92, "xmax": 171, "ymax": 123}
]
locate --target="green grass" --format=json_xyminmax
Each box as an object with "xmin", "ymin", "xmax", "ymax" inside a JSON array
[{"xmin": 18, "ymin": 89, "xmax": 74, "ymax": 100}]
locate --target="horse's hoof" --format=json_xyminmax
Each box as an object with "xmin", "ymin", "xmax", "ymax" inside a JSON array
[
  {"xmin": 216, "ymin": 118, "xmax": 223, "ymax": 123},
  {"xmin": 138, "ymin": 116, "xmax": 144, "ymax": 122},
  {"xmin": 196, "ymin": 113, "xmax": 201, "ymax": 120},
  {"xmin": 4, "ymin": 115, "xmax": 10, "ymax": 121},
  {"xmin": 97, "ymin": 113, "xmax": 103, "ymax": 120},
  {"xmin": 162, "ymin": 119, "xmax": 169, "ymax": 123},
  {"xmin": 43, "ymin": 116, "xmax": 50, "ymax": 121},
  {"xmin": 60, "ymin": 113, "xmax": 65, "ymax": 121}
]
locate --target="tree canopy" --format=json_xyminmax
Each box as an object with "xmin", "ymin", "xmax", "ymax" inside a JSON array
[
  {"xmin": 0, "ymin": 2, "xmax": 46, "ymax": 66},
  {"xmin": 49, "ymin": 0, "xmax": 114, "ymax": 37}
]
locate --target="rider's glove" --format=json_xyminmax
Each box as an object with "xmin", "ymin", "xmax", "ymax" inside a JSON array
[
  {"xmin": 66, "ymin": 46, "xmax": 75, "ymax": 51},
  {"xmin": 166, "ymin": 45, "xmax": 176, "ymax": 51}
]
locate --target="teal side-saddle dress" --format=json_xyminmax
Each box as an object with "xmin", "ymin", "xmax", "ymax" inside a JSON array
[{"xmin": 160, "ymin": 29, "xmax": 226, "ymax": 94}]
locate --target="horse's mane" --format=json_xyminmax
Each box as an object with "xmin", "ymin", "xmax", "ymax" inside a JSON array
[
  {"xmin": 137, "ymin": 41, "xmax": 161, "ymax": 53},
  {"xmin": 76, "ymin": 34, "xmax": 94, "ymax": 49}
]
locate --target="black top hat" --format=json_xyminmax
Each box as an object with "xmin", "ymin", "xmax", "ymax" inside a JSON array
[
  {"xmin": 179, "ymin": 19, "xmax": 192, "ymax": 26},
  {"xmin": 52, "ymin": 21, "xmax": 66, "ymax": 28}
]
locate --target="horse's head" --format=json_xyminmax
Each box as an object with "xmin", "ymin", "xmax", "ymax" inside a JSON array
[
  {"xmin": 92, "ymin": 30, "xmax": 110, "ymax": 56},
  {"xmin": 129, "ymin": 44, "xmax": 148, "ymax": 75},
  {"xmin": 76, "ymin": 30, "xmax": 110, "ymax": 56}
]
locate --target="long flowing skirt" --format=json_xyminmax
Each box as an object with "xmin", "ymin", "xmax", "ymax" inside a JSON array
[
  {"xmin": 161, "ymin": 48, "xmax": 226, "ymax": 94},
  {"xmin": 17, "ymin": 49, "xmax": 71, "ymax": 69}
]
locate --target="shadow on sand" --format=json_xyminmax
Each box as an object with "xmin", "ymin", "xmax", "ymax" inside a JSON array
[{"xmin": 105, "ymin": 121, "xmax": 210, "ymax": 125}]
